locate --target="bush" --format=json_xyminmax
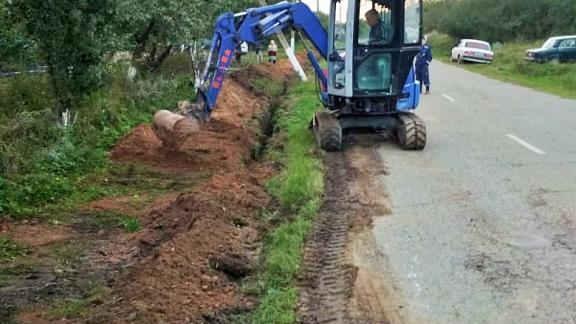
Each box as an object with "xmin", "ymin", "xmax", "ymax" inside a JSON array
[
  {"xmin": 0, "ymin": 62, "xmax": 192, "ymax": 217},
  {"xmin": 425, "ymin": 0, "xmax": 576, "ymax": 43}
]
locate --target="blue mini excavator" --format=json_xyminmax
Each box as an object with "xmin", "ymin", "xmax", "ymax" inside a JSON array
[{"xmin": 154, "ymin": 0, "xmax": 426, "ymax": 150}]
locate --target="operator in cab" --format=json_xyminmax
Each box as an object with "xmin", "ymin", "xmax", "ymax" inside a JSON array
[{"xmin": 365, "ymin": 8, "xmax": 393, "ymax": 45}]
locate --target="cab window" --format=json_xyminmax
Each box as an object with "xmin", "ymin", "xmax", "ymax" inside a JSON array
[
  {"xmin": 404, "ymin": 0, "xmax": 421, "ymax": 44},
  {"xmin": 357, "ymin": 2, "xmax": 394, "ymax": 46},
  {"xmin": 333, "ymin": 0, "xmax": 349, "ymax": 53}
]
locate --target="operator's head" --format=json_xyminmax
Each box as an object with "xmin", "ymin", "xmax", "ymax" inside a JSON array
[{"xmin": 365, "ymin": 9, "xmax": 380, "ymax": 27}]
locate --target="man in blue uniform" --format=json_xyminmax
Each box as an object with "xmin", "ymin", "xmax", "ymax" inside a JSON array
[{"xmin": 416, "ymin": 37, "xmax": 432, "ymax": 94}]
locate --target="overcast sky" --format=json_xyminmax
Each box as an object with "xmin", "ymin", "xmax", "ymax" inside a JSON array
[
  {"xmin": 300, "ymin": 0, "xmax": 331, "ymax": 14},
  {"xmin": 299, "ymin": 0, "xmax": 374, "ymax": 16}
]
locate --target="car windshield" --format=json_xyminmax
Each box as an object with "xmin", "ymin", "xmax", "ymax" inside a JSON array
[
  {"xmin": 542, "ymin": 38, "xmax": 557, "ymax": 49},
  {"xmin": 466, "ymin": 42, "xmax": 490, "ymax": 50}
]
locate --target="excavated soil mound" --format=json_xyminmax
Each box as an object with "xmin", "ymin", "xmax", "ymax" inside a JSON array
[
  {"xmin": 90, "ymin": 171, "xmax": 271, "ymax": 323},
  {"xmin": 86, "ymin": 61, "xmax": 298, "ymax": 322},
  {"xmin": 251, "ymin": 60, "xmax": 296, "ymax": 81},
  {"xmin": 110, "ymin": 76, "xmax": 267, "ymax": 173}
]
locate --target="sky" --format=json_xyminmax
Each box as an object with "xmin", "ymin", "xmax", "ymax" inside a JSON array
[
  {"xmin": 299, "ymin": 0, "xmax": 375, "ymax": 17},
  {"xmin": 300, "ymin": 0, "xmax": 331, "ymax": 14}
]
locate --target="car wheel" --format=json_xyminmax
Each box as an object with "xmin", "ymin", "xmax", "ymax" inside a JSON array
[
  {"xmin": 457, "ymin": 55, "xmax": 463, "ymax": 64},
  {"xmin": 550, "ymin": 57, "xmax": 561, "ymax": 64}
]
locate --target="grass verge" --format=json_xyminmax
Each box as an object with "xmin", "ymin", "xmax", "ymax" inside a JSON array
[
  {"xmin": 428, "ymin": 33, "xmax": 576, "ymax": 100},
  {"xmin": 252, "ymin": 80, "xmax": 324, "ymax": 323}
]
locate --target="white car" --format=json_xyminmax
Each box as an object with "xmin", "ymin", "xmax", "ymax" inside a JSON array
[{"xmin": 451, "ymin": 39, "xmax": 494, "ymax": 64}]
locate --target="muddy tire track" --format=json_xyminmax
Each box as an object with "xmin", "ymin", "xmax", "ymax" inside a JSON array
[{"xmin": 298, "ymin": 135, "xmax": 406, "ymax": 324}]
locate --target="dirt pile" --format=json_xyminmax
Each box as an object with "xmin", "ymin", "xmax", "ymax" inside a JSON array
[
  {"xmin": 0, "ymin": 57, "xmax": 302, "ymax": 323},
  {"xmin": 89, "ymin": 171, "xmax": 271, "ymax": 323},
  {"xmin": 110, "ymin": 74, "xmax": 270, "ymax": 173},
  {"xmin": 86, "ymin": 62, "xmax": 297, "ymax": 322}
]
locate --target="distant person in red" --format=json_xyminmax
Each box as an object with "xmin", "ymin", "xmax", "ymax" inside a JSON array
[{"xmin": 268, "ymin": 40, "xmax": 278, "ymax": 64}]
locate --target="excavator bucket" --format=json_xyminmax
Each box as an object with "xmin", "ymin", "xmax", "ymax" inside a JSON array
[{"xmin": 152, "ymin": 101, "xmax": 203, "ymax": 147}]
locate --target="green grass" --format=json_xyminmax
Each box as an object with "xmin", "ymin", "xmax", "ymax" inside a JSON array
[
  {"xmin": 253, "ymin": 80, "xmax": 324, "ymax": 324},
  {"xmin": 429, "ymin": 33, "xmax": 576, "ymax": 99},
  {"xmin": 49, "ymin": 284, "xmax": 108, "ymax": 319},
  {"xmin": 50, "ymin": 299, "xmax": 89, "ymax": 318},
  {"xmin": 119, "ymin": 216, "xmax": 141, "ymax": 233},
  {"xmin": 0, "ymin": 238, "xmax": 27, "ymax": 262}
]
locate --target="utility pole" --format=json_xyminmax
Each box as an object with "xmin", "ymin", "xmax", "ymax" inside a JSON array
[{"xmin": 258, "ymin": 0, "xmax": 307, "ymax": 81}]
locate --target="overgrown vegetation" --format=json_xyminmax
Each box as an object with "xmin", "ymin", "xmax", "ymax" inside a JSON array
[
  {"xmin": 253, "ymin": 81, "xmax": 324, "ymax": 323},
  {"xmin": 425, "ymin": 0, "xmax": 576, "ymax": 43},
  {"xmin": 429, "ymin": 33, "xmax": 576, "ymax": 99},
  {"xmin": 0, "ymin": 61, "xmax": 192, "ymax": 218},
  {"xmin": 1, "ymin": 0, "xmax": 261, "ymax": 107},
  {"xmin": 0, "ymin": 0, "xmax": 288, "ymax": 219}
]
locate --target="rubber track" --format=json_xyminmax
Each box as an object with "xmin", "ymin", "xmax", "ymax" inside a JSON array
[{"xmin": 398, "ymin": 113, "xmax": 426, "ymax": 150}]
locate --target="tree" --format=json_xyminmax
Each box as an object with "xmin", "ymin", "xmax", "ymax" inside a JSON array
[
  {"xmin": 424, "ymin": 0, "xmax": 576, "ymax": 42},
  {"xmin": 116, "ymin": 0, "xmax": 260, "ymax": 74},
  {"xmin": 0, "ymin": 2, "xmax": 36, "ymax": 71},
  {"xmin": 11, "ymin": 0, "xmax": 116, "ymax": 113}
]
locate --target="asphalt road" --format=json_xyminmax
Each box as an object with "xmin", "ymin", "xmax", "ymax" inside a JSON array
[{"xmin": 373, "ymin": 61, "xmax": 576, "ymax": 324}]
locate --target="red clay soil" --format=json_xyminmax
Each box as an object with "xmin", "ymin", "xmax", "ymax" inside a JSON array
[
  {"xmin": 0, "ymin": 222, "xmax": 73, "ymax": 248},
  {"xmin": 251, "ymin": 59, "xmax": 297, "ymax": 81},
  {"xmin": 109, "ymin": 75, "xmax": 268, "ymax": 174},
  {"xmin": 88, "ymin": 171, "xmax": 271, "ymax": 323},
  {"xmin": 81, "ymin": 62, "xmax": 297, "ymax": 322}
]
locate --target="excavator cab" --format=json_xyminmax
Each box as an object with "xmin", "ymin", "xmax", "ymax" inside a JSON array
[
  {"xmin": 328, "ymin": 0, "xmax": 421, "ymax": 98},
  {"xmin": 314, "ymin": 0, "xmax": 425, "ymax": 150}
]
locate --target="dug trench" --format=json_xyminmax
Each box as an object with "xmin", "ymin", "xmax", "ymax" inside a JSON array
[
  {"xmin": 0, "ymin": 59, "xmax": 298, "ymax": 323},
  {"xmin": 298, "ymin": 134, "xmax": 407, "ymax": 324}
]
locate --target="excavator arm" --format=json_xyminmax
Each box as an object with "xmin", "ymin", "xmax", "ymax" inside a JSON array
[{"xmin": 194, "ymin": 1, "xmax": 328, "ymax": 120}]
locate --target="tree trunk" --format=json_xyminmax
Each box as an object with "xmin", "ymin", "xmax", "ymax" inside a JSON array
[
  {"xmin": 131, "ymin": 19, "xmax": 156, "ymax": 64},
  {"xmin": 150, "ymin": 44, "xmax": 172, "ymax": 73},
  {"xmin": 46, "ymin": 61, "xmax": 72, "ymax": 116}
]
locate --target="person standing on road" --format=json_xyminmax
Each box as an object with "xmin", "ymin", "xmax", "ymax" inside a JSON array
[
  {"xmin": 268, "ymin": 40, "xmax": 278, "ymax": 64},
  {"xmin": 416, "ymin": 36, "xmax": 432, "ymax": 94}
]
